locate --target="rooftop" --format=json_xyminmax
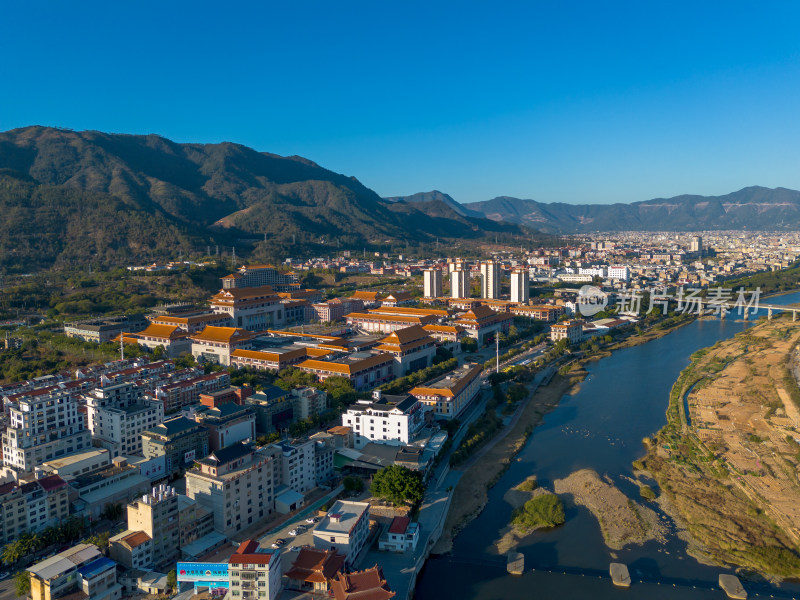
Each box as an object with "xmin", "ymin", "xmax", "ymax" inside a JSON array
[{"xmin": 314, "ymin": 500, "xmax": 369, "ymax": 535}]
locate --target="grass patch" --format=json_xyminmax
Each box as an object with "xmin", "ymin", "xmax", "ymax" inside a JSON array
[
  {"xmin": 517, "ymin": 477, "xmax": 538, "ymax": 492},
  {"xmin": 639, "ymin": 485, "xmax": 656, "ymax": 501},
  {"xmin": 511, "ymin": 493, "xmax": 565, "ymax": 532}
]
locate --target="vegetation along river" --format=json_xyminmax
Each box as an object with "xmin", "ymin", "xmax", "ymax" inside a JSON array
[{"xmin": 415, "ymin": 291, "xmax": 800, "ymax": 600}]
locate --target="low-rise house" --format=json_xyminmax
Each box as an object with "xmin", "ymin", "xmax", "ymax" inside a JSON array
[
  {"xmin": 312, "ymin": 500, "xmax": 370, "ymax": 566},
  {"xmin": 188, "ymin": 402, "xmax": 257, "ymax": 452},
  {"xmin": 297, "ymin": 352, "xmax": 394, "ymax": 391},
  {"xmin": 454, "ymin": 305, "xmax": 513, "ymax": 345},
  {"xmin": 28, "ymin": 543, "xmax": 123, "ymax": 600},
  {"xmin": 378, "ymin": 516, "xmax": 420, "ymax": 553},
  {"xmin": 285, "ymin": 547, "xmax": 346, "ymax": 594},
  {"xmin": 550, "ymin": 320, "xmax": 583, "ymax": 344},
  {"xmin": 109, "ymin": 530, "xmax": 153, "ymax": 571},
  {"xmin": 117, "ymin": 323, "xmax": 191, "ymax": 357}
]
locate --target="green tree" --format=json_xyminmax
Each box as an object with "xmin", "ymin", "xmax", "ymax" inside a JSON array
[
  {"xmin": 85, "ymin": 531, "xmax": 111, "ymax": 550},
  {"xmin": 167, "ymin": 569, "xmax": 177, "ymax": 591},
  {"xmin": 14, "ymin": 570, "xmax": 30, "ymax": 598},
  {"xmin": 2, "ymin": 541, "xmax": 22, "ymax": 566},
  {"xmin": 343, "ymin": 475, "xmax": 364, "ymax": 493},
  {"xmin": 370, "ymin": 465, "xmax": 424, "ymax": 506}
]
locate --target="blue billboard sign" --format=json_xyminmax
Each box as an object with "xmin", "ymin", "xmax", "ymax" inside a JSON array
[{"xmin": 177, "ymin": 562, "xmax": 229, "ymax": 589}]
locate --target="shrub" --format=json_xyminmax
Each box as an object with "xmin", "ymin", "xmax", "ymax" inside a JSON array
[
  {"xmin": 511, "ymin": 493, "xmax": 565, "ymax": 531},
  {"xmin": 639, "ymin": 485, "xmax": 656, "ymax": 501}
]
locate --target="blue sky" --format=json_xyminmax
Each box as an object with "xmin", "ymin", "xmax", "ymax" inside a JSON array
[{"xmin": 2, "ymin": 1, "xmax": 800, "ymax": 204}]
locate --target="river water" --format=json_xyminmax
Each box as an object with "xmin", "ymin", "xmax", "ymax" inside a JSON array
[{"xmin": 415, "ymin": 291, "xmax": 800, "ymax": 599}]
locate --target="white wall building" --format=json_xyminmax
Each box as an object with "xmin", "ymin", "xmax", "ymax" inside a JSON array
[
  {"xmin": 510, "ymin": 269, "xmax": 530, "ymax": 304},
  {"xmin": 607, "ymin": 265, "xmax": 631, "ymax": 282},
  {"xmin": 341, "ymin": 392, "xmax": 425, "ymax": 449},
  {"xmin": 312, "ymin": 500, "xmax": 370, "ymax": 567},
  {"xmin": 450, "ymin": 269, "xmax": 469, "ymax": 299},
  {"xmin": 423, "ymin": 268, "xmax": 443, "ymax": 299},
  {"xmin": 85, "ymin": 383, "xmax": 164, "ymax": 457},
  {"xmin": 480, "ymin": 260, "xmax": 501, "ymax": 299}
]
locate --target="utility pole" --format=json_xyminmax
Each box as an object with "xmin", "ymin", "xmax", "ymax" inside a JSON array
[
  {"xmin": 120, "ymin": 334, "xmax": 125, "ymax": 361},
  {"xmin": 496, "ymin": 335, "xmax": 500, "ymax": 373}
]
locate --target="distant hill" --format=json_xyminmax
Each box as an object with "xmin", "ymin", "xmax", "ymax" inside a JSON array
[
  {"xmin": 0, "ymin": 127, "xmax": 531, "ymax": 272},
  {"xmin": 464, "ymin": 187, "xmax": 800, "ymax": 232},
  {"xmin": 384, "ymin": 190, "xmax": 483, "ymax": 218}
]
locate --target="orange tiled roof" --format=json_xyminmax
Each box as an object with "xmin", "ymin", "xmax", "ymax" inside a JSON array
[
  {"xmin": 191, "ymin": 326, "xmax": 251, "ymax": 344},
  {"xmin": 231, "ymin": 348, "xmax": 306, "ymax": 362},
  {"xmin": 138, "ymin": 323, "xmax": 186, "ymax": 340},
  {"xmin": 298, "ymin": 353, "xmax": 392, "ymax": 375},
  {"xmin": 410, "ymin": 364, "xmax": 482, "ymax": 398},
  {"xmin": 121, "ymin": 530, "xmax": 151, "ymax": 549}
]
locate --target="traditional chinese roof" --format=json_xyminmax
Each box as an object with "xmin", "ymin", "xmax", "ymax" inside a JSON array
[
  {"xmin": 331, "ymin": 566, "xmax": 395, "ymax": 600},
  {"xmin": 285, "ymin": 547, "xmax": 345, "ymax": 584},
  {"xmin": 298, "ymin": 353, "xmax": 393, "ymax": 376},
  {"xmin": 191, "ymin": 326, "xmax": 252, "ymax": 344}
]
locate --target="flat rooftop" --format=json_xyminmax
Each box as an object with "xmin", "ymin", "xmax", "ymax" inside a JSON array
[
  {"xmin": 314, "ymin": 500, "xmax": 369, "ymax": 535},
  {"xmin": 42, "ymin": 448, "xmax": 109, "ymax": 470}
]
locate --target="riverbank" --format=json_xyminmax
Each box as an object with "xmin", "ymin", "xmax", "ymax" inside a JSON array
[
  {"xmin": 433, "ymin": 371, "xmax": 582, "ymax": 553},
  {"xmin": 432, "ymin": 315, "xmax": 694, "ymax": 555},
  {"xmin": 642, "ymin": 316, "xmax": 800, "ymax": 579}
]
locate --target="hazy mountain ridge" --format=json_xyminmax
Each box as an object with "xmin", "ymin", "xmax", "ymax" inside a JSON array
[{"xmin": 462, "ymin": 186, "xmax": 800, "ymax": 232}]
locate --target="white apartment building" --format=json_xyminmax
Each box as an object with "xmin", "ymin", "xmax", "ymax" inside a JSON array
[
  {"xmin": 450, "ymin": 269, "xmax": 469, "ymax": 299},
  {"xmin": 510, "ymin": 269, "xmax": 530, "ymax": 304},
  {"xmin": 607, "ymin": 265, "xmax": 631, "ymax": 282},
  {"xmin": 480, "ymin": 260, "xmax": 501, "ymax": 299},
  {"xmin": 85, "ymin": 383, "xmax": 164, "ymax": 457},
  {"xmin": 312, "ymin": 500, "xmax": 370, "ymax": 567},
  {"xmin": 578, "ymin": 267, "xmax": 607, "ymax": 278},
  {"xmin": 265, "ymin": 439, "xmax": 317, "ymax": 494},
  {"xmin": 185, "ymin": 442, "xmax": 275, "ymax": 536},
  {"xmin": 423, "ymin": 268, "xmax": 443, "ymax": 298},
  {"xmin": 341, "ymin": 392, "xmax": 425, "ymax": 449},
  {"xmin": 550, "ymin": 320, "xmax": 583, "ymax": 345},
  {"xmin": 2, "ymin": 388, "xmax": 92, "ymax": 473}
]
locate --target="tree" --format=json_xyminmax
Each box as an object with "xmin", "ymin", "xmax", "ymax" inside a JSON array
[
  {"xmin": 102, "ymin": 502, "xmax": 123, "ymax": 521},
  {"xmin": 14, "ymin": 570, "xmax": 30, "ymax": 598},
  {"xmin": 86, "ymin": 531, "xmax": 111, "ymax": 550},
  {"xmin": 370, "ymin": 465, "xmax": 424, "ymax": 506},
  {"xmin": 167, "ymin": 569, "xmax": 177, "ymax": 591},
  {"xmin": 343, "ymin": 475, "xmax": 364, "ymax": 494},
  {"xmin": 2, "ymin": 541, "xmax": 22, "ymax": 567}
]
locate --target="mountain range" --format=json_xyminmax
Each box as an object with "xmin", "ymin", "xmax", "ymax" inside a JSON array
[
  {"xmin": 0, "ymin": 127, "xmax": 526, "ymax": 272},
  {"xmin": 463, "ymin": 187, "xmax": 800, "ymax": 233}
]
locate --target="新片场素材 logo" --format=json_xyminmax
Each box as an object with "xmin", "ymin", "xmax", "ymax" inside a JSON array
[{"xmin": 577, "ymin": 285, "xmax": 608, "ymax": 317}]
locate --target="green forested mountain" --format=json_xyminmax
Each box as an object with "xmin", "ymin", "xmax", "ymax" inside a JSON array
[{"xmin": 0, "ymin": 126, "xmax": 529, "ymax": 272}]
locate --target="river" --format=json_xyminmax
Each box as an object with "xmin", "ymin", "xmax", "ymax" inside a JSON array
[{"xmin": 415, "ymin": 291, "xmax": 800, "ymax": 599}]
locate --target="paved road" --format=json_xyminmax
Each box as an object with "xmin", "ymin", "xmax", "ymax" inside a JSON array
[{"xmin": 0, "ymin": 578, "xmax": 17, "ymax": 600}]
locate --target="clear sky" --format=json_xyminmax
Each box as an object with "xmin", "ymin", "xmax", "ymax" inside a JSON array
[{"xmin": 2, "ymin": 1, "xmax": 800, "ymax": 204}]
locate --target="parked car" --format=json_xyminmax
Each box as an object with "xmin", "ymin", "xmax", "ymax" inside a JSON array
[
  {"xmin": 275, "ymin": 538, "xmax": 287, "ymax": 546},
  {"xmin": 271, "ymin": 543, "xmax": 280, "ymax": 549},
  {"xmin": 305, "ymin": 517, "xmax": 315, "ymax": 524},
  {"xmin": 291, "ymin": 546, "xmax": 302, "ymax": 552},
  {"xmin": 288, "ymin": 529, "xmax": 298, "ymax": 536}
]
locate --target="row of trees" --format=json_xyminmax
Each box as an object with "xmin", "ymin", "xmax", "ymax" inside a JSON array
[
  {"xmin": 379, "ymin": 358, "xmax": 459, "ymax": 395},
  {"xmin": 1, "ymin": 516, "xmax": 86, "ymax": 567}
]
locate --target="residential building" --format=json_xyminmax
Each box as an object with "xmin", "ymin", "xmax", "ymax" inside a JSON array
[
  {"xmin": 85, "ymin": 383, "xmax": 164, "ymax": 457},
  {"xmin": 410, "ymin": 362, "xmax": 482, "ymax": 419},
  {"xmin": 189, "ymin": 402, "xmax": 257, "ymax": 451},
  {"xmin": 285, "ymin": 547, "xmax": 345, "ymax": 595},
  {"xmin": 608, "ymin": 265, "xmax": 631, "ymax": 282},
  {"xmin": 378, "ymin": 516, "xmax": 420, "ymax": 553},
  {"xmin": 423, "ymin": 268, "xmax": 443, "ymax": 299},
  {"xmin": 690, "ymin": 235, "xmax": 703, "ymax": 254},
  {"xmin": 297, "ymin": 352, "xmax": 394, "ymax": 391},
  {"xmin": 264, "ymin": 439, "xmax": 316, "ymax": 495},
  {"xmin": 2, "ymin": 387, "xmax": 92, "ymax": 474},
  {"xmin": 210, "ymin": 286, "xmax": 286, "ymax": 331},
  {"xmin": 550, "ymin": 320, "xmax": 584, "ymax": 345},
  {"xmin": 330, "ymin": 566, "xmax": 395, "ymax": 600},
  {"xmin": 185, "ymin": 442, "xmax": 275, "ymax": 536},
  {"xmin": 227, "ymin": 539, "xmax": 283, "ymax": 600},
  {"xmin": 450, "ymin": 269, "xmax": 469, "ymax": 299},
  {"xmin": 480, "ymin": 260, "xmax": 501, "ymax": 299},
  {"xmin": 374, "ymin": 325, "xmax": 437, "ymax": 378},
  {"xmin": 109, "ymin": 530, "xmax": 153, "ymax": 571},
  {"xmin": 349, "ymin": 291, "xmax": 383, "ymax": 308},
  {"xmin": 38, "ymin": 447, "xmax": 110, "ymax": 481},
  {"xmin": 28, "ymin": 544, "xmax": 123, "ymax": 600},
  {"xmin": 510, "ymin": 268, "xmax": 530, "ymax": 304},
  {"xmin": 126, "ymin": 484, "xmax": 180, "ymax": 568},
  {"xmin": 190, "ymin": 326, "xmax": 253, "ymax": 366},
  {"xmin": 341, "ymin": 392, "xmax": 425, "ymax": 449},
  {"xmin": 291, "ymin": 386, "xmax": 328, "ymax": 421},
  {"xmin": 141, "ymin": 416, "xmax": 210, "ymax": 476},
  {"xmin": 313, "ymin": 437, "xmax": 335, "ymax": 485},
  {"xmin": 150, "ymin": 370, "xmax": 231, "ymax": 413},
  {"xmin": 247, "ymin": 386, "xmax": 295, "ymax": 435},
  {"xmin": 177, "ymin": 493, "xmax": 216, "ymax": 548},
  {"xmin": 0, "ymin": 475, "xmax": 69, "ymax": 544},
  {"xmin": 312, "ymin": 500, "xmax": 370, "ymax": 566},
  {"xmin": 71, "ymin": 458, "xmax": 151, "ymax": 520}
]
